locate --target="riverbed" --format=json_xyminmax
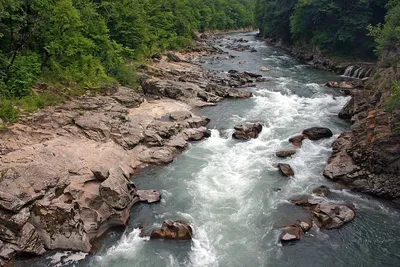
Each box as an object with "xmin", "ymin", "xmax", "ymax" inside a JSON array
[{"xmin": 24, "ymin": 32, "xmax": 400, "ymax": 267}]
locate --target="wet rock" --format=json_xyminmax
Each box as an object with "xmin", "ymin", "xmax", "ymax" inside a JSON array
[
  {"xmin": 280, "ymin": 225, "xmax": 302, "ymax": 242},
  {"xmin": 260, "ymin": 66, "xmax": 270, "ymax": 72},
  {"xmin": 137, "ymin": 190, "xmax": 161, "ymax": 204},
  {"xmin": 302, "ymin": 127, "xmax": 333, "ymax": 141},
  {"xmin": 312, "ymin": 185, "xmax": 330, "ymax": 197},
  {"xmin": 150, "ymin": 220, "xmax": 193, "ymax": 240},
  {"xmin": 289, "ymin": 134, "xmax": 306, "ymax": 147},
  {"xmin": 275, "ymin": 150, "xmax": 297, "ymax": 158},
  {"xmin": 292, "ymin": 196, "xmax": 355, "ymax": 229},
  {"xmin": 277, "ymin": 163, "xmax": 295, "ymax": 177},
  {"xmin": 232, "ymin": 123, "xmax": 263, "ymax": 140},
  {"xmin": 91, "ymin": 166, "xmax": 109, "ymax": 182},
  {"xmin": 244, "ymin": 71, "xmax": 262, "ymax": 78},
  {"xmin": 183, "ymin": 127, "xmax": 209, "ymax": 141},
  {"xmin": 326, "ymin": 81, "xmax": 355, "ymax": 89},
  {"xmin": 256, "ymin": 77, "xmax": 269, "ymax": 82},
  {"xmin": 227, "ymin": 89, "xmax": 252, "ymax": 99}
]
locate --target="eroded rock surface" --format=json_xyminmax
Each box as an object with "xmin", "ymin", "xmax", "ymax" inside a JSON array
[
  {"xmin": 324, "ymin": 70, "xmax": 400, "ymax": 200},
  {"xmin": 0, "ymin": 53, "xmax": 231, "ymax": 260}
]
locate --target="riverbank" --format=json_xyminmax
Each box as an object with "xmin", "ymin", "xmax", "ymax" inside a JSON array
[
  {"xmin": 262, "ymin": 37, "xmax": 377, "ymax": 79},
  {"xmin": 0, "ymin": 36, "xmax": 261, "ymax": 265}
]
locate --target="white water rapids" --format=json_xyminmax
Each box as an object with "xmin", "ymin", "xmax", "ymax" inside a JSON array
[{"xmin": 22, "ymin": 32, "xmax": 400, "ymax": 267}]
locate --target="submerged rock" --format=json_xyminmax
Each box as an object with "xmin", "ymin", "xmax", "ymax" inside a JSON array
[
  {"xmin": 150, "ymin": 220, "xmax": 193, "ymax": 240},
  {"xmin": 312, "ymin": 185, "xmax": 330, "ymax": 197},
  {"xmin": 277, "ymin": 163, "xmax": 295, "ymax": 177},
  {"xmin": 232, "ymin": 123, "xmax": 263, "ymax": 140}
]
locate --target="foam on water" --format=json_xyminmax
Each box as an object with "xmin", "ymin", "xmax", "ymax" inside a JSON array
[{"xmin": 23, "ymin": 32, "xmax": 400, "ymax": 267}]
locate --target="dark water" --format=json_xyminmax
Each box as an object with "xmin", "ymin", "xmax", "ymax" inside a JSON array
[{"xmin": 22, "ymin": 32, "xmax": 400, "ymax": 267}]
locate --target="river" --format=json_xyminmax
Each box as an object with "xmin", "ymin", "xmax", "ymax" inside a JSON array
[{"xmin": 24, "ymin": 32, "xmax": 400, "ymax": 267}]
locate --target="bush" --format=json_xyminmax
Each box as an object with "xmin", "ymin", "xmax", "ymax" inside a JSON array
[
  {"xmin": 386, "ymin": 81, "xmax": 400, "ymax": 112},
  {"xmin": 0, "ymin": 100, "xmax": 19, "ymax": 123}
]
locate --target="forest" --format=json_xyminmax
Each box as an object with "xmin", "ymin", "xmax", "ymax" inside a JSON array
[
  {"xmin": 0, "ymin": 0, "xmax": 254, "ymax": 122},
  {"xmin": 1, "ymin": 0, "xmax": 400, "ymax": 123},
  {"xmin": 255, "ymin": 0, "xmax": 400, "ymax": 59}
]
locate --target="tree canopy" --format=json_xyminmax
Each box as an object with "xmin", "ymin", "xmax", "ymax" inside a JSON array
[
  {"xmin": 0, "ymin": 0, "xmax": 255, "ymax": 102},
  {"xmin": 255, "ymin": 0, "xmax": 390, "ymax": 58}
]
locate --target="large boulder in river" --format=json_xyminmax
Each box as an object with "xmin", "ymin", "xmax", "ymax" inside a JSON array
[
  {"xmin": 277, "ymin": 163, "xmax": 295, "ymax": 177},
  {"xmin": 150, "ymin": 220, "xmax": 193, "ymax": 240},
  {"xmin": 232, "ymin": 123, "xmax": 263, "ymax": 140},
  {"xmin": 302, "ymin": 127, "xmax": 333, "ymax": 140},
  {"xmin": 292, "ymin": 196, "xmax": 355, "ymax": 229}
]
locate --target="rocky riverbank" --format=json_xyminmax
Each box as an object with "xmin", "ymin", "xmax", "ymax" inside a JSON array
[
  {"xmin": 0, "ymin": 36, "xmax": 259, "ymax": 264},
  {"xmin": 324, "ymin": 53, "xmax": 400, "ymax": 201}
]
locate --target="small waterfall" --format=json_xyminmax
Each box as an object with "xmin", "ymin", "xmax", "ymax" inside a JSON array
[
  {"xmin": 343, "ymin": 65, "xmax": 355, "ymax": 77},
  {"xmin": 343, "ymin": 65, "xmax": 374, "ymax": 79}
]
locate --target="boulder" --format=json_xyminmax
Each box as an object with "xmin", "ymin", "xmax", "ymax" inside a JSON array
[
  {"xmin": 136, "ymin": 190, "xmax": 161, "ymax": 204},
  {"xmin": 280, "ymin": 226, "xmax": 302, "ymax": 242},
  {"xmin": 289, "ymin": 134, "xmax": 306, "ymax": 147},
  {"xmin": 232, "ymin": 123, "xmax": 263, "ymax": 140},
  {"xmin": 260, "ymin": 66, "xmax": 270, "ymax": 72},
  {"xmin": 302, "ymin": 127, "xmax": 333, "ymax": 140},
  {"xmin": 312, "ymin": 185, "xmax": 330, "ymax": 197},
  {"xmin": 292, "ymin": 196, "xmax": 355, "ymax": 229},
  {"xmin": 275, "ymin": 150, "xmax": 296, "ymax": 158},
  {"xmin": 277, "ymin": 163, "xmax": 295, "ymax": 177},
  {"xmin": 150, "ymin": 220, "xmax": 193, "ymax": 240}
]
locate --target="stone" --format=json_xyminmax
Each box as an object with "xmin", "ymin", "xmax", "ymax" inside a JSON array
[
  {"xmin": 137, "ymin": 190, "xmax": 161, "ymax": 204},
  {"xmin": 325, "ymin": 81, "xmax": 355, "ymax": 89},
  {"xmin": 302, "ymin": 127, "xmax": 333, "ymax": 140},
  {"xmin": 150, "ymin": 220, "xmax": 193, "ymax": 240},
  {"xmin": 91, "ymin": 166, "xmax": 109, "ymax": 182},
  {"xmin": 232, "ymin": 123, "xmax": 263, "ymax": 140},
  {"xmin": 275, "ymin": 150, "xmax": 296, "ymax": 158},
  {"xmin": 260, "ymin": 66, "xmax": 270, "ymax": 72},
  {"xmin": 169, "ymin": 111, "xmax": 192, "ymax": 121},
  {"xmin": 291, "ymin": 196, "xmax": 355, "ymax": 230},
  {"xmin": 277, "ymin": 163, "xmax": 295, "ymax": 177},
  {"xmin": 312, "ymin": 185, "xmax": 330, "ymax": 197},
  {"xmin": 289, "ymin": 134, "xmax": 305, "ymax": 147},
  {"xmin": 280, "ymin": 226, "xmax": 302, "ymax": 242}
]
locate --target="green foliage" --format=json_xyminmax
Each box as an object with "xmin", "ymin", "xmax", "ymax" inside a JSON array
[
  {"xmin": 0, "ymin": 0, "xmax": 255, "ymax": 122},
  {"xmin": 255, "ymin": 0, "xmax": 387, "ymax": 58},
  {"xmin": 0, "ymin": 100, "xmax": 19, "ymax": 123},
  {"xmin": 368, "ymin": 0, "xmax": 400, "ymax": 55},
  {"xmin": 386, "ymin": 81, "xmax": 400, "ymax": 111}
]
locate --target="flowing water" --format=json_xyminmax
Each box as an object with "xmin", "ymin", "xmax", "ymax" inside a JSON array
[{"xmin": 23, "ymin": 32, "xmax": 400, "ymax": 267}]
